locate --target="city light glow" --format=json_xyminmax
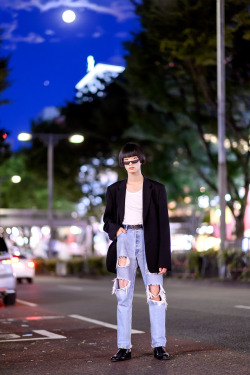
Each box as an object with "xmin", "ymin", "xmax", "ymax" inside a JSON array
[
  {"xmin": 198, "ymin": 195, "xmax": 209, "ymax": 208},
  {"xmin": 11, "ymin": 176, "xmax": 21, "ymax": 183},
  {"xmin": 69, "ymin": 134, "xmax": 84, "ymax": 143},
  {"xmin": 70, "ymin": 226, "xmax": 82, "ymax": 235},
  {"xmin": 18, "ymin": 132, "xmax": 32, "ymax": 141}
]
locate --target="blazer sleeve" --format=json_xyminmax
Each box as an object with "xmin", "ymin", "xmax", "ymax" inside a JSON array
[
  {"xmin": 158, "ymin": 185, "xmax": 171, "ymax": 270},
  {"xmin": 103, "ymin": 187, "xmax": 121, "ymax": 242}
]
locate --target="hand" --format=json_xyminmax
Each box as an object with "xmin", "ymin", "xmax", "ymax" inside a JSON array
[
  {"xmin": 158, "ymin": 267, "xmax": 167, "ymax": 275},
  {"xmin": 116, "ymin": 227, "xmax": 127, "ymax": 237}
]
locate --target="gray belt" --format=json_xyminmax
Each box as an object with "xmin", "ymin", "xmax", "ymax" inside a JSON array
[{"xmin": 122, "ymin": 224, "xmax": 143, "ymax": 230}]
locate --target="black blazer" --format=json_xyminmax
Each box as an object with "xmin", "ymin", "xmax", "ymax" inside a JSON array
[{"xmin": 103, "ymin": 177, "xmax": 171, "ymax": 272}]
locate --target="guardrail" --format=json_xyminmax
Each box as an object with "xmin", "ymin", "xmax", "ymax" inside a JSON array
[{"xmin": 0, "ymin": 209, "xmax": 87, "ymax": 227}]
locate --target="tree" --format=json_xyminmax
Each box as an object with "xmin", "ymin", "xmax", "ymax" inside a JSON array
[
  {"xmin": 123, "ymin": 0, "xmax": 250, "ymax": 237},
  {"xmin": 0, "ymin": 32, "xmax": 10, "ymax": 107},
  {"xmin": 0, "ymin": 31, "xmax": 12, "ymax": 164}
]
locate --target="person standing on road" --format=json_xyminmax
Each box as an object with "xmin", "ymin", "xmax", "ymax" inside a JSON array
[{"xmin": 103, "ymin": 142, "xmax": 171, "ymax": 361}]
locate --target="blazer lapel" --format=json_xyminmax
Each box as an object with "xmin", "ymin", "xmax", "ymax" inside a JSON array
[
  {"xmin": 143, "ymin": 177, "xmax": 152, "ymax": 222},
  {"xmin": 117, "ymin": 179, "xmax": 127, "ymax": 224}
]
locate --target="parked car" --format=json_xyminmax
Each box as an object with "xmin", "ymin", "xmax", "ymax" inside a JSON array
[
  {"xmin": 0, "ymin": 237, "xmax": 16, "ymax": 306},
  {"xmin": 11, "ymin": 251, "xmax": 35, "ymax": 284}
]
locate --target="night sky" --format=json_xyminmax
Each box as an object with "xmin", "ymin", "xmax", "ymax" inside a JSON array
[{"xmin": 0, "ymin": 0, "xmax": 138, "ymax": 150}]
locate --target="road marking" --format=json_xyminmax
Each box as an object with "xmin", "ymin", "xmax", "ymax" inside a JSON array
[
  {"xmin": 234, "ymin": 305, "xmax": 250, "ymax": 310},
  {"xmin": 0, "ymin": 334, "xmax": 20, "ymax": 339},
  {"xmin": 16, "ymin": 299, "xmax": 38, "ymax": 307},
  {"xmin": 25, "ymin": 316, "xmax": 65, "ymax": 321},
  {"xmin": 0, "ymin": 330, "xmax": 66, "ymax": 343},
  {"xmin": 33, "ymin": 330, "xmax": 66, "ymax": 339},
  {"xmin": 0, "ymin": 316, "xmax": 64, "ymax": 323},
  {"xmin": 69, "ymin": 314, "xmax": 144, "ymax": 334}
]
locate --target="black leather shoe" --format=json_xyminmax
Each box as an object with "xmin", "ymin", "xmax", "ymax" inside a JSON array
[
  {"xmin": 111, "ymin": 348, "xmax": 131, "ymax": 362},
  {"xmin": 154, "ymin": 346, "xmax": 170, "ymax": 360}
]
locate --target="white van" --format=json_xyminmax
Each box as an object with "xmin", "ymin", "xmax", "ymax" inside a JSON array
[{"xmin": 0, "ymin": 237, "xmax": 16, "ymax": 306}]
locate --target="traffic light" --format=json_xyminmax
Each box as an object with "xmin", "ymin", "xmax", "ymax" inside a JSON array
[
  {"xmin": 0, "ymin": 129, "xmax": 10, "ymax": 159},
  {"xmin": 0, "ymin": 129, "xmax": 8, "ymax": 142}
]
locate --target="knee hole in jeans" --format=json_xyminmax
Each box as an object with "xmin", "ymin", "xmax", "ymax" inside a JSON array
[
  {"xmin": 118, "ymin": 279, "xmax": 129, "ymax": 289},
  {"xmin": 112, "ymin": 278, "xmax": 131, "ymax": 295},
  {"xmin": 146, "ymin": 284, "xmax": 167, "ymax": 308},
  {"xmin": 117, "ymin": 256, "xmax": 130, "ymax": 267},
  {"xmin": 149, "ymin": 285, "xmax": 161, "ymax": 301}
]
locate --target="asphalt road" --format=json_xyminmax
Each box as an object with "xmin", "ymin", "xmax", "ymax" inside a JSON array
[{"xmin": 0, "ymin": 275, "xmax": 249, "ymax": 375}]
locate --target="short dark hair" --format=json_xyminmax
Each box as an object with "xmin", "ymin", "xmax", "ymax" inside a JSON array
[{"xmin": 119, "ymin": 143, "xmax": 146, "ymax": 167}]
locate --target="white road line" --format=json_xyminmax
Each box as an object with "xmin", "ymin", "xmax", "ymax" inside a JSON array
[
  {"xmin": 234, "ymin": 305, "xmax": 250, "ymax": 310},
  {"xmin": 0, "ymin": 330, "xmax": 66, "ymax": 343},
  {"xmin": 0, "ymin": 316, "xmax": 64, "ymax": 323},
  {"xmin": 0, "ymin": 334, "xmax": 20, "ymax": 339},
  {"xmin": 69, "ymin": 314, "xmax": 144, "ymax": 334},
  {"xmin": 33, "ymin": 330, "xmax": 66, "ymax": 339},
  {"xmin": 16, "ymin": 299, "xmax": 38, "ymax": 307}
]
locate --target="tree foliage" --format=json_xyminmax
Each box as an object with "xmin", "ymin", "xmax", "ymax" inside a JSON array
[
  {"xmin": 0, "ymin": 31, "xmax": 11, "ymax": 164},
  {"xmin": 123, "ymin": 0, "xmax": 250, "ymax": 236}
]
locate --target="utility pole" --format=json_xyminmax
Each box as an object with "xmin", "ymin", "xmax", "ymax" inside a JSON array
[
  {"xmin": 47, "ymin": 134, "xmax": 54, "ymax": 258},
  {"xmin": 217, "ymin": 0, "xmax": 227, "ymax": 254},
  {"xmin": 18, "ymin": 132, "xmax": 84, "ymax": 258}
]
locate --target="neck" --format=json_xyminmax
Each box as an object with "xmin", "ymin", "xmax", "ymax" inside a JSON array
[{"xmin": 127, "ymin": 171, "xmax": 143, "ymax": 183}]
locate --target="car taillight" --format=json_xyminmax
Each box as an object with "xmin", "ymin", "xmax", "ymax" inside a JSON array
[
  {"xmin": 12, "ymin": 257, "xmax": 20, "ymax": 263},
  {"xmin": 28, "ymin": 261, "xmax": 35, "ymax": 268}
]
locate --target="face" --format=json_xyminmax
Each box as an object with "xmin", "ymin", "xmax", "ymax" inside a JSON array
[{"xmin": 123, "ymin": 155, "xmax": 141, "ymax": 174}]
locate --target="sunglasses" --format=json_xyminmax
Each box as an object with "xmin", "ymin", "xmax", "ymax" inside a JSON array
[{"xmin": 123, "ymin": 159, "xmax": 140, "ymax": 166}]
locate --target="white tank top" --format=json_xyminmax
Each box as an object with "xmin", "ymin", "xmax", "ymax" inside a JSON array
[{"xmin": 122, "ymin": 188, "xmax": 143, "ymax": 225}]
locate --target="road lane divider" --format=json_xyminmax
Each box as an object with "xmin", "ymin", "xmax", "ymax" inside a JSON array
[
  {"xmin": 69, "ymin": 314, "xmax": 145, "ymax": 334},
  {"xmin": 234, "ymin": 305, "xmax": 250, "ymax": 310},
  {"xmin": 0, "ymin": 330, "xmax": 66, "ymax": 343},
  {"xmin": 16, "ymin": 299, "xmax": 38, "ymax": 307}
]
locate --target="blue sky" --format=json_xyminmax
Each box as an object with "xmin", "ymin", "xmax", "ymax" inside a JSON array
[{"xmin": 0, "ymin": 0, "xmax": 138, "ymax": 150}]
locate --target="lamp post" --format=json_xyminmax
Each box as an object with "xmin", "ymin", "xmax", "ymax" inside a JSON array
[
  {"xmin": 18, "ymin": 132, "xmax": 84, "ymax": 257},
  {"xmin": 217, "ymin": 0, "xmax": 227, "ymax": 254}
]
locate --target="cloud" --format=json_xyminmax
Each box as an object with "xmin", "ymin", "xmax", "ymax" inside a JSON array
[
  {"xmin": 0, "ymin": 19, "xmax": 45, "ymax": 49},
  {"xmin": 45, "ymin": 29, "xmax": 55, "ymax": 35},
  {"xmin": 12, "ymin": 32, "xmax": 45, "ymax": 43},
  {"xmin": 92, "ymin": 26, "xmax": 105, "ymax": 38},
  {"xmin": 0, "ymin": 0, "xmax": 135, "ymax": 22}
]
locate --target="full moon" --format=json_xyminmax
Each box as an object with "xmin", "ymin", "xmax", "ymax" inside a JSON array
[{"xmin": 62, "ymin": 10, "xmax": 76, "ymax": 23}]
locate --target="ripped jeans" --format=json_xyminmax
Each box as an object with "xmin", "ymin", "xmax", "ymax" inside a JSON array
[{"xmin": 112, "ymin": 228, "xmax": 167, "ymax": 349}]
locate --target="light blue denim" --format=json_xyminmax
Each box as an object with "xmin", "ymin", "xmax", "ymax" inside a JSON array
[{"xmin": 112, "ymin": 228, "xmax": 167, "ymax": 349}]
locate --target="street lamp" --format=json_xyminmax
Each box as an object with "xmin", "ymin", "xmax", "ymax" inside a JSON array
[
  {"xmin": 217, "ymin": 0, "xmax": 227, "ymax": 253},
  {"xmin": 18, "ymin": 132, "xmax": 84, "ymax": 257}
]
